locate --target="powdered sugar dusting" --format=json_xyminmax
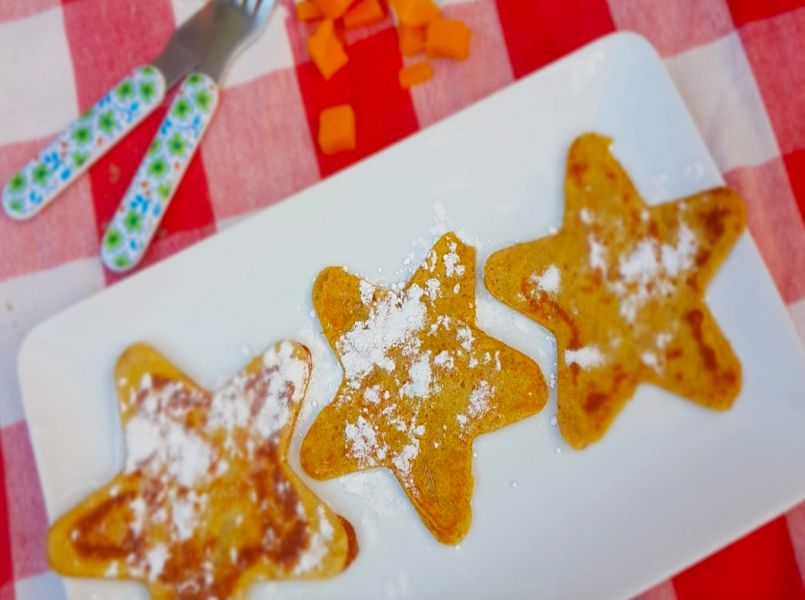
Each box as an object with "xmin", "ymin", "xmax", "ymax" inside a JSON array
[
  {"xmin": 337, "ymin": 285, "xmax": 427, "ymax": 387},
  {"xmin": 327, "ymin": 236, "xmax": 510, "ymax": 507},
  {"xmin": 656, "ymin": 332, "xmax": 672, "ymax": 349},
  {"xmin": 588, "ymin": 237, "xmax": 607, "ymax": 272},
  {"xmin": 468, "ymin": 381, "xmax": 493, "ymax": 417},
  {"xmin": 115, "ymin": 341, "xmax": 313, "ymax": 583},
  {"xmin": 345, "ymin": 416, "xmax": 387, "ymax": 465},
  {"xmin": 425, "ymin": 278, "xmax": 441, "ymax": 300},
  {"xmin": 363, "ymin": 385, "xmax": 381, "ymax": 405},
  {"xmin": 641, "ymin": 351, "xmax": 660, "ymax": 371},
  {"xmin": 293, "ymin": 505, "xmax": 335, "ymax": 575},
  {"xmin": 457, "ymin": 326, "xmax": 474, "ymax": 354},
  {"xmin": 613, "ymin": 221, "xmax": 697, "ymax": 322},
  {"xmin": 619, "ymin": 239, "xmax": 658, "ymax": 282},
  {"xmin": 530, "ymin": 265, "xmax": 560, "ymax": 295},
  {"xmin": 587, "ymin": 219, "xmax": 698, "ymax": 323},
  {"xmin": 208, "ymin": 341, "xmax": 307, "ymax": 438},
  {"xmin": 392, "ymin": 442, "xmax": 420, "ymax": 480},
  {"xmin": 130, "ymin": 497, "xmax": 146, "ymax": 534},
  {"xmin": 401, "ymin": 353, "xmax": 433, "ymax": 399},
  {"xmin": 359, "ymin": 280, "xmax": 376, "ymax": 306},
  {"xmin": 124, "ymin": 390, "xmax": 211, "ymax": 489},
  {"xmin": 171, "ymin": 496, "xmax": 196, "ymax": 541},
  {"xmin": 661, "ymin": 223, "xmax": 696, "ymax": 276},
  {"xmin": 145, "ymin": 544, "xmax": 168, "ymax": 581},
  {"xmin": 434, "ymin": 350, "xmax": 454, "ymax": 370},
  {"xmin": 443, "ymin": 242, "xmax": 466, "ymax": 277},
  {"xmin": 565, "ymin": 346, "xmax": 606, "ymax": 369}
]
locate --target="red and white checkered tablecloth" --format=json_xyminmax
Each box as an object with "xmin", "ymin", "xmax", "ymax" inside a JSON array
[{"xmin": 1, "ymin": 0, "xmax": 804, "ymax": 598}]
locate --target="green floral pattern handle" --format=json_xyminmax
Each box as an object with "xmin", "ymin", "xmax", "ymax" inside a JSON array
[
  {"xmin": 101, "ymin": 73, "xmax": 219, "ymax": 273},
  {"xmin": 2, "ymin": 66, "xmax": 166, "ymax": 220}
]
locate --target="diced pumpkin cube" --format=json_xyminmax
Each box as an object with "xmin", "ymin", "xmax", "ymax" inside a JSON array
[
  {"xmin": 396, "ymin": 0, "xmax": 440, "ymax": 26},
  {"xmin": 308, "ymin": 20, "xmax": 349, "ymax": 80},
  {"xmin": 398, "ymin": 62, "xmax": 433, "ymax": 89},
  {"xmin": 312, "ymin": 0, "xmax": 354, "ymax": 19},
  {"xmin": 397, "ymin": 24, "xmax": 425, "ymax": 56},
  {"xmin": 343, "ymin": 0, "xmax": 385, "ymax": 29},
  {"xmin": 296, "ymin": 1, "xmax": 323, "ymax": 20},
  {"xmin": 318, "ymin": 105, "xmax": 356, "ymax": 155},
  {"xmin": 387, "ymin": 0, "xmax": 407, "ymax": 15},
  {"xmin": 425, "ymin": 18, "xmax": 471, "ymax": 60}
]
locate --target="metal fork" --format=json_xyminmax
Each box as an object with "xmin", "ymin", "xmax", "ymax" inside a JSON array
[{"xmin": 2, "ymin": 0, "xmax": 276, "ymax": 273}]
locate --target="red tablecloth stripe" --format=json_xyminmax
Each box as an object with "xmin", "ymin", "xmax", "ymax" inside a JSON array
[
  {"xmin": 674, "ymin": 516, "xmax": 805, "ymax": 600},
  {"xmin": 293, "ymin": 25, "xmax": 420, "ymax": 177},
  {"xmin": 0, "ymin": 1, "xmax": 803, "ymax": 597},
  {"xmin": 726, "ymin": 0, "xmax": 805, "ymax": 26},
  {"xmin": 494, "ymin": 0, "xmax": 616, "ymax": 78},
  {"xmin": 0, "ymin": 433, "xmax": 14, "ymax": 592},
  {"xmin": 784, "ymin": 150, "xmax": 805, "ymax": 223},
  {"xmin": 86, "ymin": 101, "xmax": 217, "ymax": 288}
]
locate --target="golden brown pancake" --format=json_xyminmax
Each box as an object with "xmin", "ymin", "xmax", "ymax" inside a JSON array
[
  {"xmin": 300, "ymin": 232, "xmax": 547, "ymax": 544},
  {"xmin": 485, "ymin": 133, "xmax": 745, "ymax": 449},
  {"xmin": 48, "ymin": 341, "xmax": 357, "ymax": 599}
]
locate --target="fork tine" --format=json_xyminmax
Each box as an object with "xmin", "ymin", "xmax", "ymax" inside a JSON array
[{"xmin": 220, "ymin": 0, "xmax": 267, "ymax": 18}]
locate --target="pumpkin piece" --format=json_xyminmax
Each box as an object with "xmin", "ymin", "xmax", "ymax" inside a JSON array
[
  {"xmin": 343, "ymin": 0, "xmax": 385, "ymax": 29},
  {"xmin": 426, "ymin": 18, "xmax": 471, "ymax": 60},
  {"xmin": 308, "ymin": 20, "xmax": 349, "ymax": 80},
  {"xmin": 398, "ymin": 24, "xmax": 425, "ymax": 56},
  {"xmin": 398, "ymin": 62, "xmax": 433, "ymax": 89},
  {"xmin": 296, "ymin": 1, "xmax": 323, "ymax": 21},
  {"xmin": 312, "ymin": 0, "xmax": 354, "ymax": 19},
  {"xmin": 396, "ymin": 0, "xmax": 440, "ymax": 26},
  {"xmin": 318, "ymin": 105, "xmax": 356, "ymax": 155}
]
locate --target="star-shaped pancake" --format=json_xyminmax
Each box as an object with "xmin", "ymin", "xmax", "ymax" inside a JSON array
[
  {"xmin": 48, "ymin": 341, "xmax": 357, "ymax": 599},
  {"xmin": 485, "ymin": 133, "xmax": 746, "ymax": 449},
  {"xmin": 300, "ymin": 232, "xmax": 547, "ymax": 544}
]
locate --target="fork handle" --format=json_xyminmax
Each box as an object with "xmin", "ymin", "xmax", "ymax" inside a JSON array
[
  {"xmin": 101, "ymin": 73, "xmax": 219, "ymax": 273},
  {"xmin": 2, "ymin": 66, "xmax": 166, "ymax": 221}
]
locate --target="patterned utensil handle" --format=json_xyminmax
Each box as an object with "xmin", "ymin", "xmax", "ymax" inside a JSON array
[
  {"xmin": 101, "ymin": 73, "xmax": 219, "ymax": 273},
  {"xmin": 2, "ymin": 66, "xmax": 166, "ymax": 221}
]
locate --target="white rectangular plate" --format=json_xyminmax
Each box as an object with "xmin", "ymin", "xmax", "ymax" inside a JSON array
[{"xmin": 20, "ymin": 33, "xmax": 805, "ymax": 600}]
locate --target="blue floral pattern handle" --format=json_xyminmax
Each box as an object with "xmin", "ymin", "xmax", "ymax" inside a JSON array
[
  {"xmin": 2, "ymin": 66, "xmax": 166, "ymax": 220},
  {"xmin": 101, "ymin": 73, "xmax": 219, "ymax": 273}
]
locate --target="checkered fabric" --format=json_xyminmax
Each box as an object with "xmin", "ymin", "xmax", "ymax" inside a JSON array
[{"xmin": 1, "ymin": 0, "xmax": 804, "ymax": 598}]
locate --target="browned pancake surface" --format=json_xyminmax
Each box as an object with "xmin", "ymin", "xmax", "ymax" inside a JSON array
[
  {"xmin": 300, "ymin": 232, "xmax": 547, "ymax": 544},
  {"xmin": 485, "ymin": 133, "xmax": 745, "ymax": 449},
  {"xmin": 48, "ymin": 341, "xmax": 356, "ymax": 599}
]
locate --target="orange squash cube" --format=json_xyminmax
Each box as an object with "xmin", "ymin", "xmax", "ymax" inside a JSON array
[
  {"xmin": 398, "ymin": 62, "xmax": 433, "ymax": 89},
  {"xmin": 395, "ymin": 0, "xmax": 440, "ymax": 26},
  {"xmin": 312, "ymin": 0, "xmax": 354, "ymax": 19},
  {"xmin": 307, "ymin": 20, "xmax": 349, "ymax": 80},
  {"xmin": 296, "ymin": 1, "xmax": 323, "ymax": 20},
  {"xmin": 425, "ymin": 18, "xmax": 471, "ymax": 60},
  {"xmin": 387, "ymin": 0, "xmax": 407, "ymax": 15},
  {"xmin": 318, "ymin": 105, "xmax": 356, "ymax": 155},
  {"xmin": 343, "ymin": 0, "xmax": 385, "ymax": 29},
  {"xmin": 397, "ymin": 24, "xmax": 425, "ymax": 56}
]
